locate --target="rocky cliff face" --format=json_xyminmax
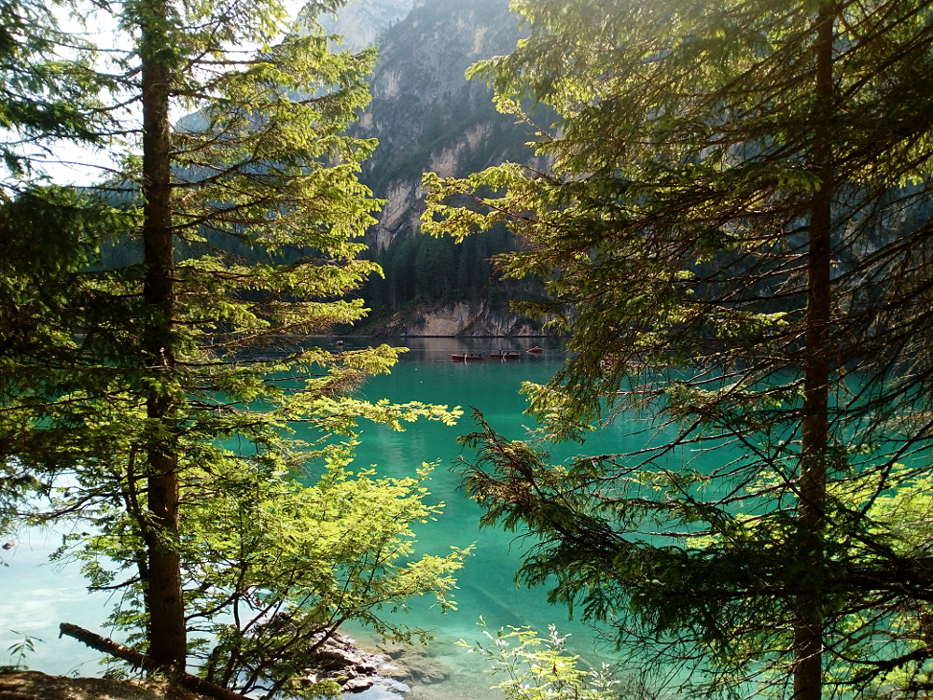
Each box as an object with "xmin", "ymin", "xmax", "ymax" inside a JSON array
[
  {"xmin": 369, "ymin": 302, "xmax": 547, "ymax": 337},
  {"xmin": 354, "ymin": 0, "xmax": 532, "ymax": 249},
  {"xmin": 328, "ymin": 0, "xmax": 550, "ymax": 337},
  {"xmin": 319, "ymin": 0, "xmax": 413, "ymax": 53}
]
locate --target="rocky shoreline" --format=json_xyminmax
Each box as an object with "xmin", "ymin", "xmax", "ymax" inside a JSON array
[
  {"xmin": 358, "ymin": 302, "xmax": 549, "ymax": 337},
  {"xmin": 0, "ymin": 634, "xmax": 451, "ymax": 700},
  {"xmin": 303, "ymin": 632, "xmax": 450, "ymax": 697}
]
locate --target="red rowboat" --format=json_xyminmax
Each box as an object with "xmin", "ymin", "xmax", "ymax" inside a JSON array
[{"xmin": 451, "ymin": 353, "xmax": 484, "ymax": 361}]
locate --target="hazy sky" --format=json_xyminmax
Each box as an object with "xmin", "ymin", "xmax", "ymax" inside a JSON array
[{"xmin": 31, "ymin": 0, "xmax": 313, "ymax": 185}]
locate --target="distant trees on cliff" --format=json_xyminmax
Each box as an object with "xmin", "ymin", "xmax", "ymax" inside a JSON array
[{"xmin": 361, "ymin": 228, "xmax": 524, "ymax": 315}]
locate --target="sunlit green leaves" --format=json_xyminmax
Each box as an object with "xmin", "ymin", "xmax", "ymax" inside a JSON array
[
  {"xmin": 460, "ymin": 619, "xmax": 622, "ymax": 700},
  {"xmin": 0, "ymin": 0, "xmax": 468, "ymax": 691}
]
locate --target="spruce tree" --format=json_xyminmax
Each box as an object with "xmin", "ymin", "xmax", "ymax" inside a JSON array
[
  {"xmin": 0, "ymin": 0, "xmax": 118, "ymax": 534},
  {"xmin": 425, "ymin": 0, "xmax": 933, "ymax": 697},
  {"xmin": 1, "ymin": 0, "xmax": 466, "ymax": 685},
  {"xmin": 0, "ymin": 0, "xmax": 109, "ymax": 175}
]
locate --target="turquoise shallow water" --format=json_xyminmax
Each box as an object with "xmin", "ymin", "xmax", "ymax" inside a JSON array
[
  {"xmin": 329, "ymin": 338, "xmax": 648, "ymax": 699},
  {"xmin": 0, "ymin": 337, "xmax": 666, "ymax": 695}
]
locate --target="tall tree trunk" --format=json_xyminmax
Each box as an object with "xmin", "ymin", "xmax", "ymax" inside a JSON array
[
  {"xmin": 795, "ymin": 5, "xmax": 835, "ymax": 700},
  {"xmin": 140, "ymin": 0, "xmax": 186, "ymax": 671}
]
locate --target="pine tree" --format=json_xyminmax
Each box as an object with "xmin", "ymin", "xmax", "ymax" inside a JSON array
[
  {"xmin": 425, "ymin": 0, "xmax": 933, "ymax": 697},
  {"xmin": 0, "ymin": 0, "xmax": 119, "ymax": 534},
  {"xmin": 0, "ymin": 0, "xmax": 467, "ymax": 683},
  {"xmin": 0, "ymin": 0, "xmax": 109, "ymax": 176}
]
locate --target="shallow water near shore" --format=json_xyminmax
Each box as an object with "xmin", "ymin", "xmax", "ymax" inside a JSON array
[
  {"xmin": 0, "ymin": 337, "xmax": 676, "ymax": 696},
  {"xmin": 315, "ymin": 337, "xmax": 653, "ymax": 699}
]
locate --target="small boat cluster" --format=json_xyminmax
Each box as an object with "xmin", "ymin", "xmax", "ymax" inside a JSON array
[{"xmin": 450, "ymin": 346, "xmax": 543, "ymax": 362}]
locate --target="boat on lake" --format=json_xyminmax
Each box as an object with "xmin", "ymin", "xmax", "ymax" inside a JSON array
[
  {"xmin": 490, "ymin": 352, "xmax": 521, "ymax": 360},
  {"xmin": 526, "ymin": 346, "xmax": 544, "ymax": 354},
  {"xmin": 451, "ymin": 353, "xmax": 484, "ymax": 362}
]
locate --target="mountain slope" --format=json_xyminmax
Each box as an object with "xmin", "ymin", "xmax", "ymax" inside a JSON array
[
  {"xmin": 319, "ymin": 0, "xmax": 413, "ymax": 52},
  {"xmin": 346, "ymin": 0, "xmax": 549, "ymax": 335},
  {"xmin": 357, "ymin": 0, "xmax": 530, "ymax": 249}
]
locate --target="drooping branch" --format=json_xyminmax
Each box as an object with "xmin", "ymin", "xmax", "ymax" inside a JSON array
[{"xmin": 59, "ymin": 622, "xmax": 249, "ymax": 700}]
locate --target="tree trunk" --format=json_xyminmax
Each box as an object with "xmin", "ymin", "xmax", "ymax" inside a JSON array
[
  {"xmin": 795, "ymin": 6, "xmax": 835, "ymax": 700},
  {"xmin": 140, "ymin": 0, "xmax": 186, "ymax": 671}
]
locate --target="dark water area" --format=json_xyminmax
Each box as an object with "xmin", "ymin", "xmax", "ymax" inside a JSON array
[{"xmin": 0, "ymin": 336, "xmax": 694, "ymax": 697}]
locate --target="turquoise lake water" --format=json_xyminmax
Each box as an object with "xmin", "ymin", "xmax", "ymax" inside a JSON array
[{"xmin": 0, "ymin": 337, "xmax": 690, "ymax": 696}]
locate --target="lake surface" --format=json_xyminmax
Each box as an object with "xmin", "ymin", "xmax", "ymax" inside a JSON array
[
  {"xmin": 327, "ymin": 337, "xmax": 679, "ymax": 699},
  {"xmin": 0, "ymin": 337, "xmax": 674, "ymax": 696}
]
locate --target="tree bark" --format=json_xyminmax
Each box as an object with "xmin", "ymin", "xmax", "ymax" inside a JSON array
[
  {"xmin": 795, "ymin": 5, "xmax": 835, "ymax": 700},
  {"xmin": 140, "ymin": 0, "xmax": 186, "ymax": 671}
]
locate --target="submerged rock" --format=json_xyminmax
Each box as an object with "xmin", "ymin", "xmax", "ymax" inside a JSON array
[
  {"xmin": 351, "ymin": 682, "xmax": 412, "ymax": 700},
  {"xmin": 302, "ymin": 632, "xmax": 415, "ymax": 696},
  {"xmin": 371, "ymin": 642, "xmax": 450, "ymax": 684},
  {"xmin": 288, "ymin": 628, "xmax": 454, "ymax": 696}
]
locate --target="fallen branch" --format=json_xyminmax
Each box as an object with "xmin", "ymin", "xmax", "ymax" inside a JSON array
[{"xmin": 59, "ymin": 622, "xmax": 249, "ymax": 700}]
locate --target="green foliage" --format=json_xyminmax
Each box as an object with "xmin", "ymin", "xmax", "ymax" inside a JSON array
[
  {"xmin": 0, "ymin": 0, "xmax": 111, "ymax": 176},
  {"xmin": 0, "ymin": 0, "xmax": 469, "ymax": 689},
  {"xmin": 56, "ymin": 454, "xmax": 469, "ymax": 696},
  {"xmin": 0, "ymin": 185, "xmax": 134, "ymax": 533},
  {"xmin": 461, "ymin": 619, "xmax": 621, "ymax": 700},
  {"xmin": 4, "ymin": 631, "xmax": 43, "ymax": 671},
  {"xmin": 459, "ymin": 416, "xmax": 933, "ymax": 698},
  {"xmin": 425, "ymin": 0, "xmax": 933, "ymax": 697},
  {"xmin": 191, "ymin": 459, "xmax": 468, "ymax": 696}
]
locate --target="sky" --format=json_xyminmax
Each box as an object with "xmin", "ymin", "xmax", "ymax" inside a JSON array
[{"xmin": 25, "ymin": 0, "xmax": 316, "ymax": 186}]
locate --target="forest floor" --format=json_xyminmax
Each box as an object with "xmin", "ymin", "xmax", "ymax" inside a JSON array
[{"xmin": 0, "ymin": 670, "xmax": 209, "ymax": 700}]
